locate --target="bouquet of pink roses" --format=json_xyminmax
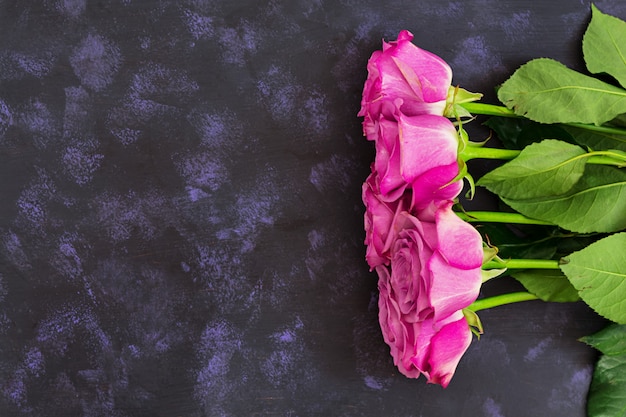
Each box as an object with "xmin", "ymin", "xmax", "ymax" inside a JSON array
[
  {"xmin": 359, "ymin": 30, "xmax": 484, "ymax": 387},
  {"xmin": 358, "ymin": 6, "xmax": 626, "ymax": 415}
]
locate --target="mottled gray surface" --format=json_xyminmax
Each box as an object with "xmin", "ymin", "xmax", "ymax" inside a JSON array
[{"xmin": 0, "ymin": 1, "xmax": 617, "ymax": 416}]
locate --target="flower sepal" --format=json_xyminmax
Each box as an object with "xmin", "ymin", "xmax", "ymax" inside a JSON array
[
  {"xmin": 481, "ymin": 244, "xmax": 507, "ymax": 282},
  {"xmin": 444, "ymin": 86, "xmax": 483, "ymax": 119},
  {"xmin": 481, "ymin": 268, "xmax": 507, "ymax": 283},
  {"xmin": 462, "ymin": 308, "xmax": 484, "ymax": 338}
]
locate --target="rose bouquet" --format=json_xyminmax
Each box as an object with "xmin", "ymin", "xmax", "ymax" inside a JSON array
[{"xmin": 358, "ymin": 5, "xmax": 626, "ymax": 415}]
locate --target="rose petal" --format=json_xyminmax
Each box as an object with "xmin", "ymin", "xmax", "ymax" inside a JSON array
[
  {"xmin": 377, "ymin": 266, "xmax": 422, "ymax": 378},
  {"xmin": 378, "ymin": 31, "xmax": 451, "ymax": 114},
  {"xmin": 425, "ymin": 314, "xmax": 472, "ymax": 388},
  {"xmin": 436, "ymin": 202, "xmax": 484, "ymax": 269},
  {"xmin": 409, "ymin": 316, "xmax": 437, "ymax": 373},
  {"xmin": 398, "ymin": 114, "xmax": 459, "ymax": 185},
  {"xmin": 428, "ymin": 251, "xmax": 481, "ymax": 321},
  {"xmin": 389, "ymin": 30, "xmax": 452, "ymax": 104},
  {"xmin": 363, "ymin": 172, "xmax": 412, "ymax": 268},
  {"xmin": 410, "ymin": 163, "xmax": 463, "ymax": 210},
  {"xmin": 373, "ymin": 118, "xmax": 412, "ymax": 200},
  {"xmin": 358, "ymin": 30, "xmax": 453, "ymax": 129},
  {"xmin": 389, "ymin": 226, "xmax": 433, "ymax": 320}
]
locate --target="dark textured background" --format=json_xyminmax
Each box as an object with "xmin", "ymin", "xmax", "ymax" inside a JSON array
[{"xmin": 0, "ymin": 1, "xmax": 620, "ymax": 416}]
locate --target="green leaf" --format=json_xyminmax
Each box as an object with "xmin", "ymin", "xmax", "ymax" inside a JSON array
[
  {"xmin": 484, "ymin": 117, "xmax": 529, "ymax": 149},
  {"xmin": 583, "ymin": 4, "xmax": 626, "ymax": 89},
  {"xmin": 587, "ymin": 354, "xmax": 626, "ymax": 417},
  {"xmin": 501, "ymin": 165, "xmax": 626, "ymax": 233},
  {"xmin": 560, "ymin": 233, "xmax": 626, "ymax": 323},
  {"xmin": 514, "ymin": 236, "xmax": 559, "ymax": 261},
  {"xmin": 497, "ymin": 58, "xmax": 626, "ymax": 125},
  {"xmin": 584, "ymin": 324, "xmax": 626, "ymax": 417},
  {"xmin": 563, "ymin": 125, "xmax": 626, "ymax": 153},
  {"xmin": 555, "ymin": 233, "xmax": 606, "ymax": 259},
  {"xmin": 477, "ymin": 140, "xmax": 587, "ymax": 199},
  {"xmin": 582, "ymin": 324, "xmax": 626, "ymax": 356},
  {"xmin": 512, "ymin": 269, "xmax": 580, "ymax": 303},
  {"xmin": 485, "ymin": 117, "xmax": 575, "ymax": 150},
  {"xmin": 471, "ymin": 222, "xmax": 564, "ymax": 261},
  {"xmin": 517, "ymin": 123, "xmax": 576, "ymax": 148},
  {"xmin": 610, "ymin": 113, "xmax": 626, "ymax": 128}
]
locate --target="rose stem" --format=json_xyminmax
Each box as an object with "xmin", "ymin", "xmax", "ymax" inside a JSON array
[
  {"xmin": 456, "ymin": 211, "xmax": 553, "ymax": 226},
  {"xmin": 459, "ymin": 102, "xmax": 626, "ymax": 137},
  {"xmin": 482, "ymin": 258, "xmax": 561, "ymax": 270},
  {"xmin": 460, "ymin": 134, "xmax": 626, "ymax": 167},
  {"xmin": 467, "ymin": 292, "xmax": 539, "ymax": 312},
  {"xmin": 460, "ymin": 145, "xmax": 520, "ymax": 161}
]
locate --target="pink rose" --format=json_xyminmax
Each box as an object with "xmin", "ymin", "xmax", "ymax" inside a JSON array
[
  {"xmin": 362, "ymin": 170, "xmax": 412, "ymax": 269},
  {"xmin": 374, "ymin": 113, "xmax": 463, "ymax": 208},
  {"xmin": 358, "ymin": 30, "xmax": 452, "ymax": 137},
  {"xmin": 376, "ymin": 201, "xmax": 483, "ymax": 387}
]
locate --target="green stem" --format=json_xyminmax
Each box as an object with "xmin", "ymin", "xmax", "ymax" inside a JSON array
[
  {"xmin": 459, "ymin": 128, "xmax": 626, "ymax": 167},
  {"xmin": 460, "ymin": 102, "xmax": 518, "ymax": 118},
  {"xmin": 460, "ymin": 145, "xmax": 520, "ymax": 161},
  {"xmin": 460, "ymin": 102, "xmax": 626, "ymax": 137},
  {"xmin": 482, "ymin": 258, "xmax": 561, "ymax": 270},
  {"xmin": 462, "ymin": 145, "xmax": 626, "ymax": 166},
  {"xmin": 468, "ymin": 292, "xmax": 539, "ymax": 312},
  {"xmin": 587, "ymin": 151, "xmax": 626, "ymax": 167},
  {"xmin": 567, "ymin": 122, "xmax": 626, "ymax": 136},
  {"xmin": 457, "ymin": 211, "xmax": 553, "ymax": 225}
]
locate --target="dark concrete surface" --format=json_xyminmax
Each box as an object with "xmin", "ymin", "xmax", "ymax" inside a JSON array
[{"xmin": 0, "ymin": 1, "xmax": 619, "ymax": 416}]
